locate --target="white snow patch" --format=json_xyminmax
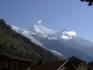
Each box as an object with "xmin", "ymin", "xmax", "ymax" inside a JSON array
[
  {"xmin": 48, "ymin": 49, "xmax": 63, "ymax": 56},
  {"xmin": 61, "ymin": 31, "xmax": 77, "ymax": 40}
]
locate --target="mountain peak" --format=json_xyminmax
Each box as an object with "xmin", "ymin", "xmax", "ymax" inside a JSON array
[
  {"xmin": 0, "ymin": 19, "xmax": 7, "ymax": 27},
  {"xmin": 0, "ymin": 19, "xmax": 5, "ymax": 23},
  {"xmin": 33, "ymin": 23, "xmax": 55, "ymax": 37},
  {"xmin": 11, "ymin": 21, "xmax": 77, "ymax": 40},
  {"xmin": 0, "ymin": 19, "xmax": 11, "ymax": 31}
]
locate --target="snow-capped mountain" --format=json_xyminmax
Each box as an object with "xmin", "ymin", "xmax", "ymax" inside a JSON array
[
  {"xmin": 11, "ymin": 22, "xmax": 93, "ymax": 62},
  {"xmin": 33, "ymin": 24, "xmax": 55, "ymax": 36},
  {"xmin": 11, "ymin": 25, "xmax": 44, "ymax": 47},
  {"xmin": 11, "ymin": 23, "xmax": 77, "ymax": 40},
  {"xmin": 10, "ymin": 24, "xmax": 64, "ymax": 59}
]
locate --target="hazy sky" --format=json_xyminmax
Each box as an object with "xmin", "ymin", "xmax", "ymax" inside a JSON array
[{"xmin": 0, "ymin": 0, "xmax": 93, "ymax": 42}]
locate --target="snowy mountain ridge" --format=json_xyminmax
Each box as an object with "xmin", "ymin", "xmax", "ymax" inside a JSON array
[
  {"xmin": 10, "ymin": 24, "xmax": 65, "ymax": 58},
  {"xmin": 10, "ymin": 22, "xmax": 93, "ymax": 62},
  {"xmin": 11, "ymin": 23, "xmax": 77, "ymax": 41}
]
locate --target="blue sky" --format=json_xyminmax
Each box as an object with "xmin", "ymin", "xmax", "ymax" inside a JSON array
[{"xmin": 0, "ymin": 0, "xmax": 93, "ymax": 42}]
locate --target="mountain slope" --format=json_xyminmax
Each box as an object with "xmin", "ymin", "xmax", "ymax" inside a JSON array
[
  {"xmin": 30, "ymin": 24, "xmax": 93, "ymax": 62},
  {"xmin": 0, "ymin": 19, "xmax": 63, "ymax": 62},
  {"xmin": 32, "ymin": 34, "xmax": 91, "ymax": 61},
  {"xmin": 11, "ymin": 22, "xmax": 93, "ymax": 62}
]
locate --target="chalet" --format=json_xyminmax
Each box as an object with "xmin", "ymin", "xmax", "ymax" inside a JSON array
[
  {"xmin": 0, "ymin": 54, "xmax": 37, "ymax": 70},
  {"xmin": 0, "ymin": 53, "xmax": 65, "ymax": 70},
  {"xmin": 31, "ymin": 61, "xmax": 65, "ymax": 70}
]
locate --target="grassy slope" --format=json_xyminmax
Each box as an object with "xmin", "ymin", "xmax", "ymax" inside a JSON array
[{"xmin": 0, "ymin": 19, "xmax": 60, "ymax": 62}]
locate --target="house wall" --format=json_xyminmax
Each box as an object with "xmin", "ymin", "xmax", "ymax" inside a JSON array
[
  {"xmin": 0, "ymin": 61, "xmax": 30, "ymax": 70},
  {"xmin": 0, "ymin": 56, "xmax": 33, "ymax": 70}
]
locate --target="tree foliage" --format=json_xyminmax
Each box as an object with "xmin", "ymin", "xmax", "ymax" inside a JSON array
[{"xmin": 80, "ymin": 0, "xmax": 93, "ymax": 5}]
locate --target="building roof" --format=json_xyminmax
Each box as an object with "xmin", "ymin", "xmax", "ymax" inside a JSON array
[
  {"xmin": 31, "ymin": 61, "xmax": 64, "ymax": 70},
  {"xmin": 0, "ymin": 53, "xmax": 37, "ymax": 63}
]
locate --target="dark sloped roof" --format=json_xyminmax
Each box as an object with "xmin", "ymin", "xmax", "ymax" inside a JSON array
[
  {"xmin": 56, "ymin": 56, "xmax": 87, "ymax": 70},
  {"xmin": 69, "ymin": 56, "xmax": 86, "ymax": 63},
  {"xmin": 31, "ymin": 61, "xmax": 64, "ymax": 70},
  {"xmin": 0, "ymin": 53, "xmax": 37, "ymax": 63}
]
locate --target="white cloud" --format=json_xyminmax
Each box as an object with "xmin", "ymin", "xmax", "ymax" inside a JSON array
[
  {"xmin": 63, "ymin": 31, "xmax": 77, "ymax": 37},
  {"xmin": 61, "ymin": 35, "xmax": 71, "ymax": 40},
  {"xmin": 11, "ymin": 25, "xmax": 20, "ymax": 31},
  {"xmin": 37, "ymin": 19, "xmax": 42, "ymax": 24},
  {"xmin": 48, "ymin": 49, "xmax": 63, "ymax": 56}
]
